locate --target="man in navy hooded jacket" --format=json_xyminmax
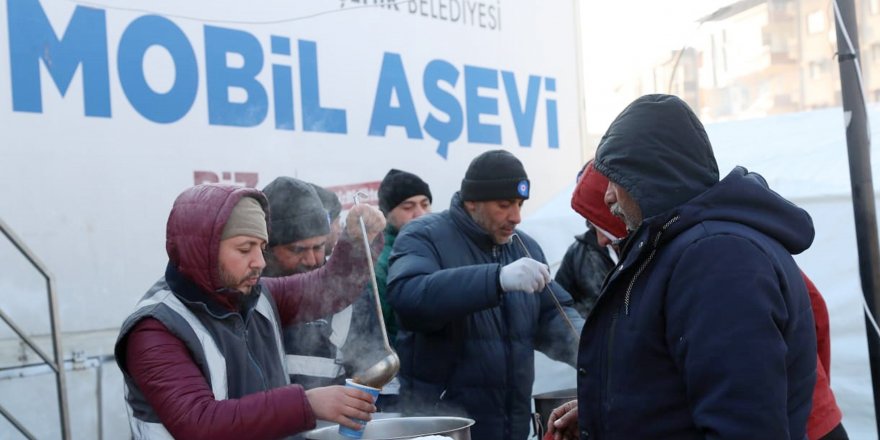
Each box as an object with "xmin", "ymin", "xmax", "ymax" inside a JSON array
[
  {"xmin": 387, "ymin": 149, "xmax": 584, "ymax": 440},
  {"xmin": 547, "ymin": 94, "xmax": 817, "ymax": 440}
]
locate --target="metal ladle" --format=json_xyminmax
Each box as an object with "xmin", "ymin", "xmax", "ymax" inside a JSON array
[
  {"xmin": 511, "ymin": 233, "xmax": 580, "ymax": 339},
  {"xmin": 350, "ymin": 192, "xmax": 400, "ymax": 389}
]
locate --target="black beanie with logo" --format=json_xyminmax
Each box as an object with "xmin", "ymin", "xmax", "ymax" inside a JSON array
[
  {"xmin": 460, "ymin": 149, "xmax": 530, "ymax": 201},
  {"xmin": 378, "ymin": 169, "xmax": 433, "ymax": 215},
  {"xmin": 262, "ymin": 177, "xmax": 330, "ymax": 247}
]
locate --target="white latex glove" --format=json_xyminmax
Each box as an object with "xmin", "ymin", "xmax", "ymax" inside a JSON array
[{"xmin": 499, "ymin": 257, "xmax": 551, "ymax": 293}]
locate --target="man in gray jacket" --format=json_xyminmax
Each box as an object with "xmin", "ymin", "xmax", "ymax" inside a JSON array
[{"xmin": 262, "ymin": 176, "xmax": 386, "ymax": 390}]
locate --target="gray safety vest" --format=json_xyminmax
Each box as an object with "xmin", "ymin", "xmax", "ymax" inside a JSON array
[{"xmin": 116, "ymin": 279, "xmax": 287, "ymax": 439}]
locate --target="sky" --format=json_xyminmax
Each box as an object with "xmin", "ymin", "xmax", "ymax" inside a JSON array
[{"xmin": 579, "ymin": 0, "xmax": 735, "ymax": 135}]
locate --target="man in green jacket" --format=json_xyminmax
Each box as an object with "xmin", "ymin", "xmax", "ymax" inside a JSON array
[{"xmin": 374, "ymin": 168, "xmax": 432, "ymax": 411}]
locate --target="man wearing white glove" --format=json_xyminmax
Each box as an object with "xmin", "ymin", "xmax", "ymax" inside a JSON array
[
  {"xmin": 500, "ymin": 257, "xmax": 552, "ymax": 293},
  {"xmin": 387, "ymin": 150, "xmax": 584, "ymax": 440}
]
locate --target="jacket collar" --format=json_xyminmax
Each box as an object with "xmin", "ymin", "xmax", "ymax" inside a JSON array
[
  {"xmin": 165, "ymin": 262, "xmax": 261, "ymax": 319},
  {"xmin": 449, "ymin": 192, "xmax": 501, "ymax": 252}
]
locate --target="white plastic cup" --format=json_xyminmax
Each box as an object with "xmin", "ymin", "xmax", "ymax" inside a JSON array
[{"xmin": 338, "ymin": 379, "xmax": 381, "ymax": 439}]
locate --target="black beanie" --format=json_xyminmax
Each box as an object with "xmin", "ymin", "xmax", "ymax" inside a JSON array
[
  {"xmin": 378, "ymin": 169, "xmax": 433, "ymax": 215},
  {"xmin": 309, "ymin": 183, "xmax": 342, "ymax": 221},
  {"xmin": 262, "ymin": 177, "xmax": 330, "ymax": 246},
  {"xmin": 460, "ymin": 150, "xmax": 530, "ymax": 201}
]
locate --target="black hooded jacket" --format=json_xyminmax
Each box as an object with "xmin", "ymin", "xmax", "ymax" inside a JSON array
[
  {"xmin": 578, "ymin": 94, "xmax": 817, "ymax": 440},
  {"xmin": 593, "ymin": 94, "xmax": 719, "ymax": 219},
  {"xmin": 554, "ymin": 230, "xmax": 615, "ymax": 319}
]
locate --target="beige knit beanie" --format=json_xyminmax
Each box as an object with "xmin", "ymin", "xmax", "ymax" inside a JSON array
[{"xmin": 221, "ymin": 196, "xmax": 268, "ymax": 241}]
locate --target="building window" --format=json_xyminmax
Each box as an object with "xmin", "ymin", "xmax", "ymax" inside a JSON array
[
  {"xmin": 873, "ymin": 43, "xmax": 880, "ymax": 62},
  {"xmin": 770, "ymin": 0, "xmax": 788, "ymax": 13},
  {"xmin": 809, "ymin": 60, "xmax": 829, "ymax": 79},
  {"xmin": 807, "ymin": 11, "xmax": 825, "ymax": 34},
  {"xmin": 721, "ymin": 30, "xmax": 728, "ymax": 73}
]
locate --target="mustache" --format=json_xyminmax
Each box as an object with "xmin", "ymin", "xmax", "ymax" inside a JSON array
[
  {"xmin": 242, "ymin": 269, "xmax": 262, "ymax": 282},
  {"xmin": 610, "ymin": 203, "xmax": 624, "ymax": 219}
]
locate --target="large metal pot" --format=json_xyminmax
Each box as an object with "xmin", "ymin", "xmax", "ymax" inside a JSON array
[
  {"xmin": 532, "ymin": 388, "xmax": 577, "ymax": 438},
  {"xmin": 304, "ymin": 416, "xmax": 474, "ymax": 440}
]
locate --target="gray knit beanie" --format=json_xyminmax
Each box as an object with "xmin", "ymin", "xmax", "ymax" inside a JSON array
[
  {"xmin": 262, "ymin": 177, "xmax": 330, "ymax": 246},
  {"xmin": 309, "ymin": 183, "xmax": 342, "ymax": 221}
]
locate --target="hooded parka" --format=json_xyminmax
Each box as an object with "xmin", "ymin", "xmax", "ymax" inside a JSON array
[{"xmin": 578, "ymin": 95, "xmax": 817, "ymax": 440}]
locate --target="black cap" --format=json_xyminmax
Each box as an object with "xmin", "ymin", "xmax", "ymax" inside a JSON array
[
  {"xmin": 460, "ymin": 150, "xmax": 530, "ymax": 201},
  {"xmin": 378, "ymin": 169, "xmax": 433, "ymax": 215}
]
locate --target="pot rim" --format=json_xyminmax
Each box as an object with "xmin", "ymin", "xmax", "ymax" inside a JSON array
[
  {"xmin": 532, "ymin": 387, "xmax": 577, "ymax": 400},
  {"xmin": 304, "ymin": 416, "xmax": 475, "ymax": 440}
]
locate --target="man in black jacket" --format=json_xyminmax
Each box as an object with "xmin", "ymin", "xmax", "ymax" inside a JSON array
[
  {"xmin": 387, "ymin": 149, "xmax": 583, "ymax": 440},
  {"xmin": 548, "ymin": 94, "xmax": 816, "ymax": 440}
]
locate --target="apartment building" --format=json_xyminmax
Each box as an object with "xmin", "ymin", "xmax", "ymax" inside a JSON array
[{"xmin": 644, "ymin": 0, "xmax": 880, "ymax": 121}]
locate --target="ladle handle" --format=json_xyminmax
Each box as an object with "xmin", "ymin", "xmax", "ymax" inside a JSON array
[
  {"xmin": 511, "ymin": 233, "xmax": 580, "ymax": 339},
  {"xmin": 353, "ymin": 192, "xmax": 394, "ymax": 353}
]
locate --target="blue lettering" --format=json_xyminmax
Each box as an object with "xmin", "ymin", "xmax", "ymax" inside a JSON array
[
  {"xmin": 369, "ymin": 52, "xmax": 423, "ymax": 139},
  {"xmin": 423, "ymin": 59, "xmax": 462, "ymax": 159},
  {"xmin": 8, "ymin": 0, "xmax": 110, "ymax": 116},
  {"xmin": 205, "ymin": 26, "xmax": 267, "ymax": 127},
  {"xmin": 502, "ymin": 71, "xmax": 540, "ymax": 147},
  {"xmin": 464, "ymin": 65, "xmax": 500, "ymax": 145},
  {"xmin": 6, "ymin": 3, "xmax": 560, "ymax": 148},
  {"xmin": 299, "ymin": 40, "xmax": 347, "ymax": 134},
  {"xmin": 271, "ymin": 36, "xmax": 294, "ymax": 130},
  {"xmin": 545, "ymin": 77, "xmax": 558, "ymax": 148},
  {"xmin": 118, "ymin": 16, "xmax": 197, "ymax": 124}
]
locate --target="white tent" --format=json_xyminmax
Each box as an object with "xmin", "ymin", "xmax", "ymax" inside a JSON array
[{"xmin": 524, "ymin": 105, "xmax": 880, "ymax": 439}]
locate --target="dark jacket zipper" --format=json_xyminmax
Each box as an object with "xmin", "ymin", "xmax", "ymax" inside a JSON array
[
  {"xmin": 240, "ymin": 314, "xmax": 268, "ymax": 390},
  {"xmin": 623, "ymin": 216, "xmax": 679, "ymax": 315},
  {"xmin": 602, "ymin": 312, "xmax": 619, "ymax": 434}
]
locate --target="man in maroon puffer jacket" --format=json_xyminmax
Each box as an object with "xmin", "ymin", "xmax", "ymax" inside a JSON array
[{"xmin": 115, "ymin": 184, "xmax": 385, "ymax": 440}]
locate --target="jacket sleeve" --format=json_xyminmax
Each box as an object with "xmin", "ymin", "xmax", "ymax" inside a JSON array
[
  {"xmin": 375, "ymin": 236, "xmax": 397, "ymax": 342},
  {"xmin": 556, "ymin": 236, "xmax": 613, "ymax": 319},
  {"xmin": 125, "ymin": 318, "xmax": 315, "ymax": 440},
  {"xmin": 387, "ymin": 225, "xmax": 501, "ymax": 333},
  {"xmin": 554, "ymin": 243, "xmax": 580, "ymax": 299},
  {"xmin": 264, "ymin": 232, "xmax": 384, "ymax": 326},
  {"xmin": 803, "ymin": 273, "xmax": 843, "ymax": 439},
  {"xmin": 665, "ymin": 235, "xmax": 814, "ymax": 440}
]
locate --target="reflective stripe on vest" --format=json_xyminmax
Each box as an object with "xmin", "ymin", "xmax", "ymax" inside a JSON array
[
  {"xmin": 329, "ymin": 304, "xmax": 353, "ymax": 351},
  {"xmin": 125, "ymin": 287, "xmax": 288, "ymax": 438},
  {"xmin": 254, "ymin": 290, "xmax": 289, "ymax": 383},
  {"xmin": 126, "ymin": 289, "xmax": 229, "ymax": 439},
  {"xmin": 286, "ymin": 305, "xmax": 353, "ymax": 379},
  {"xmin": 137, "ymin": 289, "xmax": 229, "ymax": 398},
  {"xmin": 125, "ymin": 387, "xmax": 174, "ymax": 440},
  {"xmin": 286, "ymin": 354, "xmax": 345, "ymax": 378}
]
